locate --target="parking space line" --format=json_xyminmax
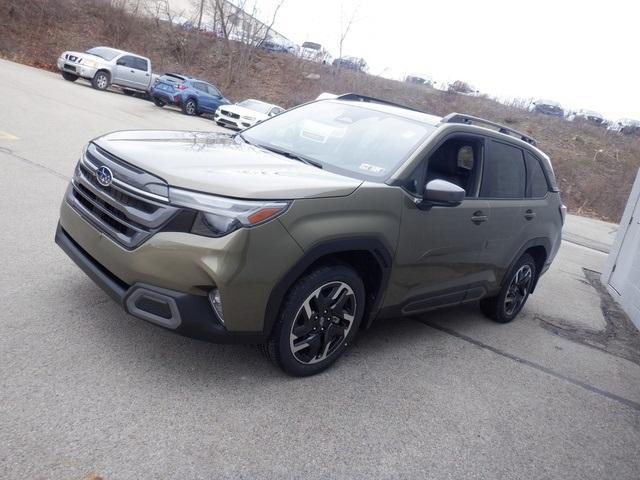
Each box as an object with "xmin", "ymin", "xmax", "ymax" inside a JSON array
[
  {"xmin": 0, "ymin": 130, "xmax": 19, "ymax": 140},
  {"xmin": 421, "ymin": 319, "xmax": 640, "ymax": 412}
]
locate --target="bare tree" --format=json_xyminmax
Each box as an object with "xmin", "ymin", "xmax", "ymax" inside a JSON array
[{"xmin": 337, "ymin": 2, "xmax": 359, "ymax": 66}]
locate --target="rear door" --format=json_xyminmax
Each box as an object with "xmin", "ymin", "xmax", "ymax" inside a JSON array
[
  {"xmin": 114, "ymin": 55, "xmax": 149, "ymax": 90},
  {"xmin": 479, "ymin": 139, "xmax": 529, "ymax": 286}
]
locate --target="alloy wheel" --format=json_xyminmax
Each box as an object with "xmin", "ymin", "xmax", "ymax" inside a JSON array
[
  {"xmin": 96, "ymin": 74, "xmax": 107, "ymax": 89},
  {"xmin": 289, "ymin": 281, "xmax": 357, "ymax": 364},
  {"xmin": 186, "ymin": 100, "xmax": 196, "ymax": 115},
  {"xmin": 503, "ymin": 264, "xmax": 533, "ymax": 316}
]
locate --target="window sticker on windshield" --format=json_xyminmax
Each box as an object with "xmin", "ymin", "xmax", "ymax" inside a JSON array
[{"xmin": 359, "ymin": 163, "xmax": 385, "ymax": 174}]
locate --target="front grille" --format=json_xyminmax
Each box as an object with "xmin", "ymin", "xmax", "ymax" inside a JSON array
[
  {"xmin": 220, "ymin": 109, "xmax": 240, "ymax": 119},
  {"xmin": 67, "ymin": 143, "xmax": 179, "ymax": 249}
]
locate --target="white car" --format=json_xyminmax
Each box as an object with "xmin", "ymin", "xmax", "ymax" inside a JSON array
[{"xmin": 214, "ymin": 99, "xmax": 285, "ymax": 130}]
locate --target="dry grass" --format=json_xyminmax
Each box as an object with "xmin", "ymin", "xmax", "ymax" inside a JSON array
[{"xmin": 1, "ymin": 0, "xmax": 639, "ymax": 221}]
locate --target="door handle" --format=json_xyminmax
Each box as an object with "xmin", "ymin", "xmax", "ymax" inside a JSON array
[
  {"xmin": 130, "ymin": 69, "xmax": 135, "ymax": 73},
  {"xmin": 524, "ymin": 209, "xmax": 536, "ymax": 220},
  {"xmin": 471, "ymin": 211, "xmax": 488, "ymax": 224}
]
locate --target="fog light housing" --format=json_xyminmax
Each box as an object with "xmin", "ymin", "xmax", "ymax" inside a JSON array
[{"xmin": 208, "ymin": 288, "xmax": 224, "ymax": 324}]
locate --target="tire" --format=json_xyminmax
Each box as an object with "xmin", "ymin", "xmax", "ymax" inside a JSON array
[
  {"xmin": 91, "ymin": 71, "xmax": 110, "ymax": 91},
  {"xmin": 263, "ymin": 263, "xmax": 365, "ymax": 376},
  {"xmin": 61, "ymin": 71, "xmax": 78, "ymax": 82},
  {"xmin": 152, "ymin": 96, "xmax": 166, "ymax": 107},
  {"xmin": 480, "ymin": 253, "xmax": 536, "ymax": 323},
  {"xmin": 122, "ymin": 89, "xmax": 135, "ymax": 96},
  {"xmin": 181, "ymin": 98, "xmax": 198, "ymax": 116}
]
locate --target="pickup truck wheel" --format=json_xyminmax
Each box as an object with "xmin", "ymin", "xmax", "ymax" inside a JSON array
[
  {"xmin": 122, "ymin": 89, "xmax": 135, "ymax": 96},
  {"xmin": 92, "ymin": 71, "xmax": 110, "ymax": 91},
  {"xmin": 480, "ymin": 253, "xmax": 536, "ymax": 323},
  {"xmin": 181, "ymin": 98, "xmax": 198, "ymax": 116},
  {"xmin": 263, "ymin": 263, "xmax": 365, "ymax": 376},
  {"xmin": 61, "ymin": 71, "xmax": 78, "ymax": 82},
  {"xmin": 153, "ymin": 96, "xmax": 165, "ymax": 107}
]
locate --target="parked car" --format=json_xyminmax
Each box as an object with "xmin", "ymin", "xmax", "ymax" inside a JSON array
[
  {"xmin": 214, "ymin": 99, "xmax": 284, "ymax": 129},
  {"xmin": 405, "ymin": 75, "xmax": 433, "ymax": 86},
  {"xmin": 448, "ymin": 80, "xmax": 479, "ymax": 96},
  {"xmin": 260, "ymin": 38, "xmax": 296, "ymax": 54},
  {"xmin": 607, "ymin": 118, "xmax": 640, "ymax": 134},
  {"xmin": 150, "ymin": 73, "xmax": 230, "ymax": 116},
  {"xmin": 299, "ymin": 41, "xmax": 331, "ymax": 64},
  {"xmin": 55, "ymin": 93, "xmax": 564, "ymax": 376},
  {"xmin": 57, "ymin": 46, "xmax": 158, "ymax": 95},
  {"xmin": 332, "ymin": 56, "xmax": 368, "ymax": 72},
  {"xmin": 569, "ymin": 109, "xmax": 605, "ymax": 125},
  {"xmin": 530, "ymin": 99, "xmax": 564, "ymax": 117}
]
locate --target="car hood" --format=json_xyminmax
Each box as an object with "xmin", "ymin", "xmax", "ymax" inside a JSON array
[
  {"xmin": 63, "ymin": 51, "xmax": 107, "ymax": 64},
  {"xmin": 224, "ymin": 104, "xmax": 269, "ymax": 120},
  {"xmin": 92, "ymin": 130, "xmax": 362, "ymax": 200}
]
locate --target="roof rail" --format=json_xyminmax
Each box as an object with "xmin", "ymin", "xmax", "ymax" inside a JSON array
[
  {"xmin": 441, "ymin": 113, "xmax": 537, "ymax": 146},
  {"xmin": 335, "ymin": 93, "xmax": 424, "ymax": 113}
]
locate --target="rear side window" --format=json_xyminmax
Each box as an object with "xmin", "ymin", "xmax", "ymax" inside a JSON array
[
  {"xmin": 480, "ymin": 140, "xmax": 526, "ymax": 199},
  {"xmin": 132, "ymin": 57, "xmax": 148, "ymax": 71},
  {"xmin": 525, "ymin": 151, "xmax": 549, "ymax": 198}
]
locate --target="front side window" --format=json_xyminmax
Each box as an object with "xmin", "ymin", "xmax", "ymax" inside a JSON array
[
  {"xmin": 413, "ymin": 137, "xmax": 483, "ymax": 197},
  {"xmin": 207, "ymin": 84, "xmax": 221, "ymax": 97},
  {"xmin": 132, "ymin": 57, "xmax": 148, "ymax": 71},
  {"xmin": 116, "ymin": 55, "xmax": 135, "ymax": 68},
  {"xmin": 241, "ymin": 101, "xmax": 436, "ymax": 181},
  {"xmin": 480, "ymin": 140, "xmax": 526, "ymax": 199}
]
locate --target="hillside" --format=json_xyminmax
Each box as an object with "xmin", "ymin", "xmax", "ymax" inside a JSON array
[{"xmin": 1, "ymin": 0, "xmax": 639, "ymax": 222}]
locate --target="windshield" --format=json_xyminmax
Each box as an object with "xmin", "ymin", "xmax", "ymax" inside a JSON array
[
  {"xmin": 302, "ymin": 42, "xmax": 321, "ymax": 50},
  {"xmin": 242, "ymin": 101, "xmax": 436, "ymax": 180},
  {"xmin": 239, "ymin": 99, "xmax": 273, "ymax": 114},
  {"xmin": 86, "ymin": 47, "xmax": 120, "ymax": 61}
]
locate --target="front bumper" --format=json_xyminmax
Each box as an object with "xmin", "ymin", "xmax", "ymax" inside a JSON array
[
  {"xmin": 214, "ymin": 111, "xmax": 255, "ymax": 130},
  {"xmin": 57, "ymin": 57, "xmax": 98, "ymax": 79},
  {"xmin": 57, "ymin": 196, "xmax": 303, "ymax": 342},
  {"xmin": 55, "ymin": 223, "xmax": 265, "ymax": 343}
]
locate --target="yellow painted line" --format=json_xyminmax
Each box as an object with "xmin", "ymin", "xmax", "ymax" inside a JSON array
[{"xmin": 0, "ymin": 131, "xmax": 19, "ymax": 140}]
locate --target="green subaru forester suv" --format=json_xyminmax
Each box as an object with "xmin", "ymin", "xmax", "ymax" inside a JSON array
[{"xmin": 56, "ymin": 94, "xmax": 564, "ymax": 376}]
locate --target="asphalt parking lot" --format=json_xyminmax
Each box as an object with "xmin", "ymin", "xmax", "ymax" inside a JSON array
[{"xmin": 1, "ymin": 59, "xmax": 639, "ymax": 479}]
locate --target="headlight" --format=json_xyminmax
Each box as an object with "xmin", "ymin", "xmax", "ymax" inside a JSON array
[
  {"xmin": 169, "ymin": 187, "xmax": 290, "ymax": 237},
  {"xmin": 242, "ymin": 116, "xmax": 256, "ymax": 121},
  {"xmin": 82, "ymin": 59, "xmax": 100, "ymax": 68}
]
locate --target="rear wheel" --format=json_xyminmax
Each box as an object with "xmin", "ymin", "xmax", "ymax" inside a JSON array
[
  {"xmin": 61, "ymin": 71, "xmax": 78, "ymax": 82},
  {"xmin": 152, "ymin": 96, "xmax": 166, "ymax": 107},
  {"xmin": 181, "ymin": 98, "xmax": 198, "ymax": 116},
  {"xmin": 91, "ymin": 71, "xmax": 109, "ymax": 91},
  {"xmin": 480, "ymin": 253, "xmax": 536, "ymax": 323},
  {"xmin": 263, "ymin": 263, "xmax": 365, "ymax": 376}
]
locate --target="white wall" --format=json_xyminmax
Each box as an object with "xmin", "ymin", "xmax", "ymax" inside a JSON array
[{"xmin": 602, "ymin": 168, "xmax": 640, "ymax": 330}]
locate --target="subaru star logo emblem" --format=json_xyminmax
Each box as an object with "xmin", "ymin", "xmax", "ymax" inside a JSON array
[{"xmin": 96, "ymin": 166, "xmax": 113, "ymax": 187}]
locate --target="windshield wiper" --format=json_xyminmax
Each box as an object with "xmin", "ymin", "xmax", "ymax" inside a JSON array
[{"xmin": 254, "ymin": 143, "xmax": 323, "ymax": 169}]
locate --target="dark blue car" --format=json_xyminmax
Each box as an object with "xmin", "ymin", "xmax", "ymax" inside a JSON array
[{"xmin": 151, "ymin": 73, "xmax": 230, "ymax": 116}]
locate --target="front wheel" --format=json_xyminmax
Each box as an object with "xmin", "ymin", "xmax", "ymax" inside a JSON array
[
  {"xmin": 480, "ymin": 253, "xmax": 536, "ymax": 323},
  {"xmin": 181, "ymin": 98, "xmax": 198, "ymax": 116},
  {"xmin": 264, "ymin": 263, "xmax": 365, "ymax": 376},
  {"xmin": 61, "ymin": 71, "xmax": 78, "ymax": 82},
  {"xmin": 91, "ymin": 71, "xmax": 110, "ymax": 91}
]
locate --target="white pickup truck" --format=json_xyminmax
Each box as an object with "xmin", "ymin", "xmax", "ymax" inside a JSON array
[{"xmin": 57, "ymin": 46, "xmax": 158, "ymax": 96}]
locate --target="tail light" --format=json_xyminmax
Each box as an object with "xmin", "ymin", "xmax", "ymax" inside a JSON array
[
  {"xmin": 176, "ymin": 84, "xmax": 187, "ymax": 90},
  {"xmin": 559, "ymin": 205, "xmax": 567, "ymax": 225}
]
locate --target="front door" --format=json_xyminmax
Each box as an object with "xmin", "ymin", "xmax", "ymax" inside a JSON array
[
  {"xmin": 388, "ymin": 135, "xmax": 492, "ymax": 313},
  {"xmin": 609, "ymin": 194, "xmax": 640, "ymax": 295}
]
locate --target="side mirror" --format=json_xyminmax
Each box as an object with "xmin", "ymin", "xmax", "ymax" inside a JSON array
[{"xmin": 419, "ymin": 179, "xmax": 465, "ymax": 208}]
